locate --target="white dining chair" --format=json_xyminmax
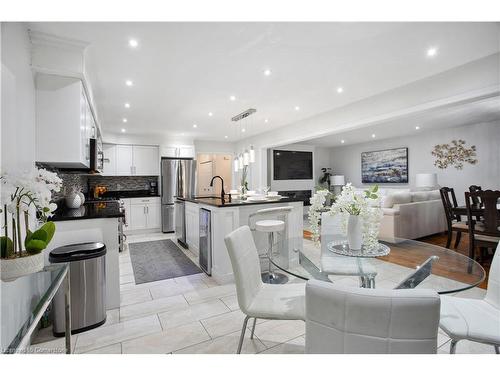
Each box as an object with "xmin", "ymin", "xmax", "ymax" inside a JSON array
[
  {"xmin": 224, "ymin": 225, "xmax": 305, "ymax": 353},
  {"xmin": 305, "ymin": 279, "xmax": 441, "ymax": 353},
  {"xmin": 439, "ymin": 242, "xmax": 500, "ymax": 354}
]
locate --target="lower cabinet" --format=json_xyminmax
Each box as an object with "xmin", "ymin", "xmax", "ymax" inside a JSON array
[
  {"xmin": 185, "ymin": 202, "xmax": 199, "ymax": 255},
  {"xmin": 125, "ymin": 197, "xmax": 161, "ymax": 232}
]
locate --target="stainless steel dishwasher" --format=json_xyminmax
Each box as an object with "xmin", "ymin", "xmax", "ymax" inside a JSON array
[{"xmin": 199, "ymin": 208, "xmax": 212, "ymax": 275}]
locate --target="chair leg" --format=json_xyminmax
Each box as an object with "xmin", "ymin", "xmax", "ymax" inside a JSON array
[
  {"xmin": 445, "ymin": 229, "xmax": 452, "ymax": 249},
  {"xmin": 495, "ymin": 345, "xmax": 499, "ymax": 354},
  {"xmin": 454, "ymin": 231, "xmax": 462, "ymax": 249},
  {"xmin": 449, "ymin": 340, "xmax": 458, "ymax": 354},
  {"xmin": 250, "ymin": 318, "xmax": 257, "ymax": 339},
  {"xmin": 237, "ymin": 316, "xmax": 250, "ymax": 354}
]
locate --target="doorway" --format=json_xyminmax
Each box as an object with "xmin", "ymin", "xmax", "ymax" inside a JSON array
[{"xmin": 196, "ymin": 153, "xmax": 232, "ymax": 197}]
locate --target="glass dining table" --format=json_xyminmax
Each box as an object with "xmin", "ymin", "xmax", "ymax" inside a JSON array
[{"xmin": 271, "ymin": 233, "xmax": 486, "ymax": 295}]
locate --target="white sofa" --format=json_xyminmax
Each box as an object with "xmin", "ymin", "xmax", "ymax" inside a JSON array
[{"xmin": 355, "ymin": 188, "xmax": 447, "ymax": 243}]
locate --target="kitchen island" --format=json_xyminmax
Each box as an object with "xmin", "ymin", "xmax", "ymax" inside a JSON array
[
  {"xmin": 177, "ymin": 196, "xmax": 304, "ymax": 284},
  {"xmin": 49, "ymin": 201, "xmax": 124, "ymax": 309}
]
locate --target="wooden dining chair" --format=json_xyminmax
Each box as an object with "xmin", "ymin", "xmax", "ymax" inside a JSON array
[
  {"xmin": 465, "ymin": 190, "xmax": 500, "ymax": 262},
  {"xmin": 469, "ymin": 185, "xmax": 483, "ymax": 222},
  {"xmin": 440, "ymin": 187, "xmax": 468, "ymax": 249}
]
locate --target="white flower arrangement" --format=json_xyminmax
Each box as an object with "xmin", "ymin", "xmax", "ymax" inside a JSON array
[
  {"xmin": 1, "ymin": 168, "xmax": 62, "ymax": 259},
  {"xmin": 308, "ymin": 183, "xmax": 383, "ymax": 249}
]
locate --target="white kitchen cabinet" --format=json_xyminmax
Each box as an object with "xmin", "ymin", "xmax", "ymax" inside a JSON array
[
  {"xmin": 127, "ymin": 197, "xmax": 161, "ymax": 231},
  {"xmin": 36, "ymin": 76, "xmax": 92, "ymax": 168},
  {"xmin": 116, "ymin": 145, "xmax": 134, "ymax": 175},
  {"xmin": 102, "ymin": 143, "xmax": 117, "ymax": 176},
  {"xmin": 185, "ymin": 202, "xmax": 199, "ymax": 254},
  {"xmin": 133, "ymin": 146, "xmax": 159, "ymax": 176},
  {"xmin": 120, "ymin": 199, "xmax": 131, "ymax": 229},
  {"xmin": 160, "ymin": 145, "xmax": 195, "ymax": 158}
]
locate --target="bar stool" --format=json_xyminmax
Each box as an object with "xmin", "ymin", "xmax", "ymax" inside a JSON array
[{"xmin": 249, "ymin": 207, "xmax": 293, "ymax": 284}]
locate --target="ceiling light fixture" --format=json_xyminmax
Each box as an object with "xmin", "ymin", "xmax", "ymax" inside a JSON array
[
  {"xmin": 371, "ymin": 134, "xmax": 376, "ymax": 138},
  {"xmin": 415, "ymin": 126, "xmax": 420, "ymax": 130},
  {"xmin": 224, "ymin": 135, "xmax": 228, "ymax": 139},
  {"xmin": 229, "ymin": 95, "xmax": 236, "ymax": 101},
  {"xmin": 208, "ymin": 112, "xmax": 213, "ymax": 117},
  {"xmin": 294, "ymin": 106, "xmax": 300, "ymax": 111},
  {"xmin": 124, "ymin": 103, "xmax": 130, "ymax": 108},
  {"xmin": 128, "ymin": 39, "xmax": 138, "ymax": 48},
  {"xmin": 193, "ymin": 124, "xmax": 198, "ymax": 128},
  {"xmin": 264, "ymin": 118, "xmax": 269, "ymax": 123},
  {"xmin": 181, "ymin": 133, "xmax": 185, "ymax": 136},
  {"xmin": 125, "ymin": 80, "xmax": 133, "ymax": 86},
  {"xmin": 122, "ymin": 118, "xmax": 128, "ymax": 123},
  {"xmin": 263, "ymin": 69, "xmax": 272, "ymax": 76},
  {"xmin": 121, "ymin": 128, "xmax": 126, "ymax": 133},
  {"xmin": 341, "ymin": 139, "xmax": 345, "ymax": 144},
  {"xmin": 241, "ymin": 128, "xmax": 246, "ymax": 133},
  {"xmin": 337, "ymin": 87, "xmax": 344, "ymax": 94},
  {"xmin": 427, "ymin": 47, "xmax": 438, "ymax": 57}
]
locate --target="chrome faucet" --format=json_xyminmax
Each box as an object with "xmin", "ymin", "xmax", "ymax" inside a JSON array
[{"xmin": 210, "ymin": 175, "xmax": 226, "ymax": 201}]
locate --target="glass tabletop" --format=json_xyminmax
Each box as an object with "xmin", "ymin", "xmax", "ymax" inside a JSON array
[
  {"xmin": 271, "ymin": 234, "xmax": 486, "ymax": 295},
  {"xmin": 4, "ymin": 263, "xmax": 69, "ymax": 354}
]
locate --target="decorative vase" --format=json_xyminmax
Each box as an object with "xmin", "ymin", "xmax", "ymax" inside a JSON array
[
  {"xmin": 65, "ymin": 192, "xmax": 82, "ymax": 208},
  {"xmin": 77, "ymin": 191, "xmax": 85, "ymax": 205},
  {"xmin": 0, "ymin": 253, "xmax": 45, "ymax": 282},
  {"xmin": 347, "ymin": 214, "xmax": 363, "ymax": 250}
]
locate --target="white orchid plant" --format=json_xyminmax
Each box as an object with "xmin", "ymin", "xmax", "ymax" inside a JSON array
[
  {"xmin": 1, "ymin": 168, "xmax": 62, "ymax": 259},
  {"xmin": 309, "ymin": 183, "xmax": 383, "ymax": 249}
]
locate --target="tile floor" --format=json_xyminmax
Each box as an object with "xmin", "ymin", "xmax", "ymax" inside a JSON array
[{"xmin": 30, "ymin": 231, "xmax": 496, "ymax": 354}]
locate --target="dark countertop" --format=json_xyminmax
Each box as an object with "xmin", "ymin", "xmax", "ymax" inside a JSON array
[
  {"xmin": 92, "ymin": 190, "xmax": 160, "ymax": 199},
  {"xmin": 50, "ymin": 201, "xmax": 125, "ymax": 222},
  {"xmin": 176, "ymin": 196, "xmax": 304, "ymax": 208}
]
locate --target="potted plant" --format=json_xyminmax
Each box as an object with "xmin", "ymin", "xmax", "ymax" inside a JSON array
[
  {"xmin": 0, "ymin": 168, "xmax": 62, "ymax": 281},
  {"xmin": 318, "ymin": 167, "xmax": 332, "ymax": 190}
]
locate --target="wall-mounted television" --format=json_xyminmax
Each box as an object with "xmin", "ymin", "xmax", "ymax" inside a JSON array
[{"xmin": 273, "ymin": 150, "xmax": 313, "ymax": 180}]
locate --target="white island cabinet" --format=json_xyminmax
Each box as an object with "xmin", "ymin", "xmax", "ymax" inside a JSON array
[{"xmin": 182, "ymin": 199, "xmax": 304, "ymax": 284}]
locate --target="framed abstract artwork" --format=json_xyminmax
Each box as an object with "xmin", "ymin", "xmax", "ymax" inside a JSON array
[{"xmin": 361, "ymin": 147, "xmax": 409, "ymax": 183}]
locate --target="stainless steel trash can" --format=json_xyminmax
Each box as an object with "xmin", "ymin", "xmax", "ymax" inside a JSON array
[{"xmin": 50, "ymin": 242, "xmax": 107, "ymax": 336}]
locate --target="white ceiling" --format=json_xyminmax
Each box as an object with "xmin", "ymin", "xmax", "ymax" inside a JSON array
[
  {"xmin": 299, "ymin": 96, "xmax": 500, "ymax": 147},
  {"xmin": 29, "ymin": 22, "xmax": 500, "ymax": 141}
]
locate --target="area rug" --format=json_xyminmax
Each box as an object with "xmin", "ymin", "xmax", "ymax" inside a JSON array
[{"xmin": 129, "ymin": 239, "xmax": 202, "ymax": 284}]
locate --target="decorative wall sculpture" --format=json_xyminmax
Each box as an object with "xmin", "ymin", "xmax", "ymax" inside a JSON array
[{"xmin": 431, "ymin": 140, "xmax": 477, "ymax": 170}]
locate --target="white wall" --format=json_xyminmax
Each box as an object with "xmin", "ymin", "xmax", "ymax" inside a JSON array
[
  {"xmin": 329, "ymin": 121, "xmax": 500, "ymax": 204},
  {"xmin": 1, "ymin": 23, "xmax": 49, "ymax": 348},
  {"xmin": 194, "ymin": 140, "xmax": 235, "ymax": 154}
]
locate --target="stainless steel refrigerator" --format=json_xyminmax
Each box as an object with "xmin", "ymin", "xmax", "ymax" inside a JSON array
[{"xmin": 161, "ymin": 158, "xmax": 196, "ymax": 233}]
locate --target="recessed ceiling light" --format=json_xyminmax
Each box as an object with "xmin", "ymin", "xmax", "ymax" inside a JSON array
[
  {"xmin": 129, "ymin": 39, "xmax": 138, "ymax": 48},
  {"xmin": 337, "ymin": 87, "xmax": 344, "ymax": 94},
  {"xmin": 427, "ymin": 47, "xmax": 438, "ymax": 57},
  {"xmin": 229, "ymin": 95, "xmax": 236, "ymax": 101},
  {"xmin": 125, "ymin": 80, "xmax": 133, "ymax": 86},
  {"xmin": 124, "ymin": 103, "xmax": 130, "ymax": 108},
  {"xmin": 208, "ymin": 112, "xmax": 213, "ymax": 117},
  {"xmin": 264, "ymin": 118, "xmax": 269, "ymax": 123},
  {"xmin": 371, "ymin": 134, "xmax": 376, "ymax": 138},
  {"xmin": 224, "ymin": 135, "xmax": 228, "ymax": 139},
  {"xmin": 415, "ymin": 126, "xmax": 420, "ymax": 130},
  {"xmin": 241, "ymin": 128, "xmax": 246, "ymax": 133},
  {"xmin": 294, "ymin": 106, "xmax": 300, "ymax": 111},
  {"xmin": 121, "ymin": 128, "xmax": 126, "ymax": 133},
  {"xmin": 122, "ymin": 118, "xmax": 128, "ymax": 123},
  {"xmin": 341, "ymin": 139, "xmax": 345, "ymax": 144},
  {"xmin": 193, "ymin": 124, "xmax": 198, "ymax": 128},
  {"xmin": 263, "ymin": 69, "xmax": 272, "ymax": 76},
  {"xmin": 181, "ymin": 133, "xmax": 185, "ymax": 136}
]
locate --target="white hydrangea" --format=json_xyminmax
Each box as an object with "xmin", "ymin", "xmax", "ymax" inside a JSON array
[{"xmin": 308, "ymin": 189, "xmax": 330, "ymax": 245}]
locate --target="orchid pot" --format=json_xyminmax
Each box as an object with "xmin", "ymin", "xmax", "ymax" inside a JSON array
[{"xmin": 347, "ymin": 214, "xmax": 363, "ymax": 250}]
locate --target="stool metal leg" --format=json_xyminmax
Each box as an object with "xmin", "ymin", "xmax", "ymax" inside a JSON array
[
  {"xmin": 250, "ymin": 318, "xmax": 257, "ymax": 339},
  {"xmin": 261, "ymin": 231, "xmax": 288, "ymax": 284},
  {"xmin": 237, "ymin": 316, "xmax": 250, "ymax": 354}
]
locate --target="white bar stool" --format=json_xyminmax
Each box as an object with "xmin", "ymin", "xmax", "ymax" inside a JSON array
[{"xmin": 249, "ymin": 207, "xmax": 293, "ymax": 284}]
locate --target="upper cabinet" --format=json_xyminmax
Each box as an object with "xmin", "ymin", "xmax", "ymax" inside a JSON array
[
  {"xmin": 103, "ymin": 143, "xmax": 159, "ymax": 176},
  {"xmin": 36, "ymin": 76, "xmax": 93, "ymax": 168},
  {"xmin": 160, "ymin": 145, "xmax": 195, "ymax": 158}
]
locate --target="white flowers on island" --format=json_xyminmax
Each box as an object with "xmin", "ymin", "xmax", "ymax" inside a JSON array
[{"xmin": 309, "ymin": 183, "xmax": 382, "ymax": 250}]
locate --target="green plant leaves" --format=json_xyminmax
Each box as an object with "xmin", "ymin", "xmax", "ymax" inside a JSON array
[
  {"xmin": 1, "ymin": 236, "xmax": 14, "ymax": 258},
  {"xmin": 25, "ymin": 239, "xmax": 47, "ymax": 254},
  {"xmin": 24, "ymin": 222, "xmax": 56, "ymax": 255},
  {"xmin": 40, "ymin": 222, "xmax": 55, "ymax": 243}
]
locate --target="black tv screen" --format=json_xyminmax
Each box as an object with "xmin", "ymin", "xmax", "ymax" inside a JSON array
[{"xmin": 273, "ymin": 150, "xmax": 313, "ymax": 180}]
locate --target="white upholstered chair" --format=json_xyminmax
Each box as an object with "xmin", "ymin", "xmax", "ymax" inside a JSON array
[
  {"xmin": 439, "ymin": 242, "xmax": 500, "ymax": 354},
  {"xmin": 305, "ymin": 280, "xmax": 441, "ymax": 354},
  {"xmin": 224, "ymin": 225, "xmax": 305, "ymax": 353}
]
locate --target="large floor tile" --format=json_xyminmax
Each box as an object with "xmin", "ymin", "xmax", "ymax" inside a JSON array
[
  {"xmin": 174, "ymin": 330, "xmax": 266, "ymax": 354},
  {"xmin": 158, "ymin": 299, "xmax": 230, "ymax": 329},
  {"xmin": 259, "ymin": 336, "xmax": 305, "ymax": 354},
  {"xmin": 183, "ymin": 283, "xmax": 236, "ymax": 304},
  {"xmin": 120, "ymin": 273, "xmax": 136, "ymax": 285},
  {"xmin": 120, "ymin": 277, "xmax": 176, "ymax": 292},
  {"xmin": 104, "ymin": 308, "xmax": 120, "ymax": 326},
  {"xmin": 200, "ymin": 310, "xmax": 251, "ymax": 338},
  {"xmin": 122, "ymin": 321, "xmax": 210, "ymax": 354},
  {"xmin": 75, "ymin": 315, "xmax": 161, "ymax": 353},
  {"xmin": 120, "ymin": 288, "xmax": 152, "ymax": 307},
  {"xmin": 119, "ymin": 294, "xmax": 188, "ymax": 321},
  {"xmin": 254, "ymin": 319, "xmax": 305, "ymax": 348},
  {"xmin": 81, "ymin": 343, "xmax": 122, "ymax": 354},
  {"xmin": 149, "ymin": 281, "xmax": 206, "ymax": 300},
  {"xmin": 220, "ymin": 294, "xmax": 239, "ymax": 311},
  {"xmin": 29, "ymin": 336, "xmax": 77, "ymax": 354}
]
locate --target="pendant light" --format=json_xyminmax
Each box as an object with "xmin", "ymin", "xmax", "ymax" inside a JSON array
[
  {"xmin": 243, "ymin": 149, "xmax": 249, "ymax": 166},
  {"xmin": 238, "ymin": 153, "xmax": 244, "ymax": 169},
  {"xmin": 233, "ymin": 157, "xmax": 239, "ymax": 172},
  {"xmin": 249, "ymin": 145, "xmax": 255, "ymax": 163}
]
